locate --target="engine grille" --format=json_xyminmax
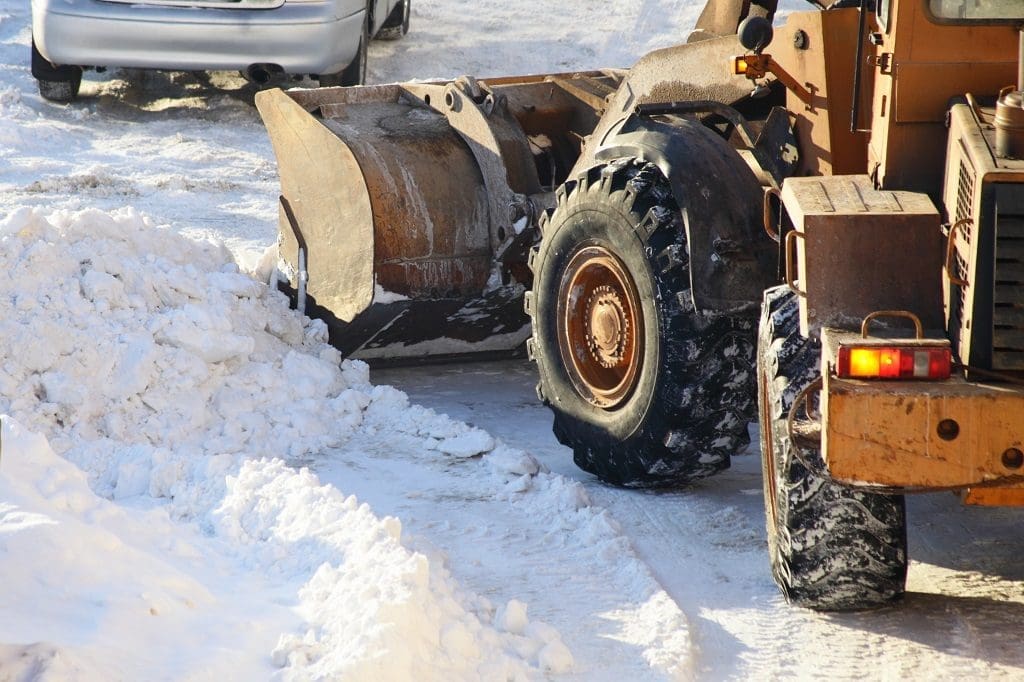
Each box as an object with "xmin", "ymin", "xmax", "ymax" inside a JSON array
[
  {"xmin": 949, "ymin": 170, "xmax": 1024, "ymax": 371},
  {"xmin": 944, "ymin": 103, "xmax": 1024, "ymax": 374},
  {"xmin": 994, "ymin": 209, "xmax": 1024, "ymax": 369}
]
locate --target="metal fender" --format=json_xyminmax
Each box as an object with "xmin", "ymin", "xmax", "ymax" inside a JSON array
[{"xmin": 594, "ymin": 114, "xmax": 776, "ymax": 313}]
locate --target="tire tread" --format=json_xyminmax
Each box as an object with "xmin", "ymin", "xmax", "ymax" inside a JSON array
[{"xmin": 758, "ymin": 285, "xmax": 908, "ymax": 610}]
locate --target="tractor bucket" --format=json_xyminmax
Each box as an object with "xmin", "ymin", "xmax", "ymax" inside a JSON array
[
  {"xmin": 254, "ymin": 74, "xmax": 619, "ymax": 361},
  {"xmin": 256, "ymin": 85, "xmax": 500, "ymax": 361}
]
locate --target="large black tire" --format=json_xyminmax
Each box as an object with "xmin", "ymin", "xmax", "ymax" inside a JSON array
[
  {"xmin": 31, "ymin": 39, "xmax": 82, "ymax": 103},
  {"xmin": 377, "ymin": 0, "xmax": 410, "ymax": 40},
  {"xmin": 757, "ymin": 285, "xmax": 908, "ymax": 610},
  {"xmin": 320, "ymin": 15, "xmax": 368, "ymax": 86},
  {"xmin": 528, "ymin": 158, "xmax": 758, "ymax": 487}
]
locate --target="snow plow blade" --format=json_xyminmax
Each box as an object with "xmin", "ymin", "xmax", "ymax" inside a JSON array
[
  {"xmin": 255, "ymin": 74, "xmax": 621, "ymax": 361},
  {"xmin": 256, "ymin": 84, "xmax": 518, "ymax": 361}
]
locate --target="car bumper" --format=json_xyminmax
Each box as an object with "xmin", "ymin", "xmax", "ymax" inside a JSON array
[{"xmin": 32, "ymin": 0, "xmax": 364, "ymax": 75}]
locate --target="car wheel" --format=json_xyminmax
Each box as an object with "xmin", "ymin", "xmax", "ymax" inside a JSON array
[
  {"xmin": 320, "ymin": 14, "xmax": 368, "ymax": 86},
  {"xmin": 528, "ymin": 158, "xmax": 757, "ymax": 487},
  {"xmin": 31, "ymin": 39, "xmax": 82, "ymax": 103},
  {"xmin": 377, "ymin": 0, "xmax": 410, "ymax": 40}
]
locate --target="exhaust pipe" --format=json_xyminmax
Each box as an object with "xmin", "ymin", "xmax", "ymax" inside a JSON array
[
  {"xmin": 994, "ymin": 29, "xmax": 1024, "ymax": 159},
  {"xmin": 244, "ymin": 63, "xmax": 283, "ymax": 85}
]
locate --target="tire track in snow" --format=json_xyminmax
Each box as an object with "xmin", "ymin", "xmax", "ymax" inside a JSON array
[
  {"xmin": 549, "ymin": 452, "xmax": 1024, "ymax": 680},
  {"xmin": 382, "ymin": 360, "xmax": 1024, "ymax": 680},
  {"xmin": 310, "ymin": 397, "xmax": 695, "ymax": 680}
]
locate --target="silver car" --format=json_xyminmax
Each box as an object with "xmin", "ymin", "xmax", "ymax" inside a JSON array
[{"xmin": 30, "ymin": 0, "xmax": 410, "ymax": 102}]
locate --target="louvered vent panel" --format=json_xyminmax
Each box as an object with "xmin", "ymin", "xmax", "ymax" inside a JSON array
[{"xmin": 994, "ymin": 211, "xmax": 1024, "ymax": 369}]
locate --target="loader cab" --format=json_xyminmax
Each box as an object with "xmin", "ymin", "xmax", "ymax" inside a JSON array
[
  {"xmin": 864, "ymin": 0, "xmax": 1019, "ymax": 197},
  {"xmin": 767, "ymin": 0, "xmax": 1019, "ymax": 198}
]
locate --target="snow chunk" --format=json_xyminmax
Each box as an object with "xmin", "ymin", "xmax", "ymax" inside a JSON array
[
  {"xmin": 373, "ymin": 282, "xmax": 410, "ymax": 304},
  {"xmin": 151, "ymin": 304, "xmax": 255, "ymax": 363},
  {"xmin": 495, "ymin": 599, "xmax": 529, "ymax": 635},
  {"xmin": 435, "ymin": 429, "xmax": 495, "ymax": 458},
  {"xmin": 80, "ymin": 269, "xmax": 127, "ymax": 306}
]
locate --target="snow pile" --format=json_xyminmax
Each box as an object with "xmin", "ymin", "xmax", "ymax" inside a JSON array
[
  {"xmin": 0, "ymin": 207, "xmax": 575, "ymax": 678},
  {"xmin": 0, "ymin": 417, "xmax": 255, "ymax": 680},
  {"xmin": 217, "ymin": 458, "xmax": 574, "ymax": 679}
]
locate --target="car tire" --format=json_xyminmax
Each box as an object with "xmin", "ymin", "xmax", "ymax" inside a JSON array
[
  {"xmin": 757, "ymin": 285, "xmax": 908, "ymax": 611},
  {"xmin": 320, "ymin": 14, "xmax": 368, "ymax": 87},
  {"xmin": 528, "ymin": 158, "xmax": 757, "ymax": 487},
  {"xmin": 31, "ymin": 39, "xmax": 82, "ymax": 103},
  {"xmin": 377, "ymin": 0, "xmax": 410, "ymax": 40}
]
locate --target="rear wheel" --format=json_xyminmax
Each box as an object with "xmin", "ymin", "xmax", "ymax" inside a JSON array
[
  {"xmin": 758, "ymin": 285, "xmax": 908, "ymax": 610},
  {"xmin": 320, "ymin": 15, "xmax": 368, "ymax": 86},
  {"xmin": 31, "ymin": 39, "xmax": 82, "ymax": 103},
  {"xmin": 528, "ymin": 158, "xmax": 757, "ymax": 487},
  {"xmin": 377, "ymin": 0, "xmax": 410, "ymax": 40}
]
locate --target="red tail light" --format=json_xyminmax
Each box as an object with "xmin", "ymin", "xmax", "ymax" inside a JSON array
[{"xmin": 836, "ymin": 346, "xmax": 952, "ymax": 380}]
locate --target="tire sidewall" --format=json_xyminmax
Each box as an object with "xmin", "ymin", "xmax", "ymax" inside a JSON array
[{"xmin": 533, "ymin": 198, "xmax": 665, "ymax": 443}]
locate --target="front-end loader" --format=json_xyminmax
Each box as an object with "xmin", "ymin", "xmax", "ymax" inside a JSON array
[{"xmin": 256, "ymin": 0, "xmax": 1024, "ymax": 611}]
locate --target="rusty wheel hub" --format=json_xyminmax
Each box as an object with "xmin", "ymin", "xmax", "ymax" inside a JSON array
[
  {"xmin": 557, "ymin": 246, "xmax": 643, "ymax": 409},
  {"xmin": 586, "ymin": 285, "xmax": 630, "ymax": 368}
]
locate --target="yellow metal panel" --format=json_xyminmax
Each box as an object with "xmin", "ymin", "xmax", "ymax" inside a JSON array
[
  {"xmin": 963, "ymin": 485, "xmax": 1024, "ymax": 507},
  {"xmin": 770, "ymin": 8, "xmax": 869, "ymax": 177},
  {"xmin": 894, "ymin": 61, "xmax": 1016, "ymax": 124},
  {"xmin": 868, "ymin": 0, "xmax": 1019, "ymax": 195},
  {"xmin": 823, "ymin": 374, "xmax": 1024, "ymax": 488}
]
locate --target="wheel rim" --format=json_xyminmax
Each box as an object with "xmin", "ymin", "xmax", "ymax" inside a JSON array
[{"xmin": 556, "ymin": 245, "xmax": 643, "ymax": 409}]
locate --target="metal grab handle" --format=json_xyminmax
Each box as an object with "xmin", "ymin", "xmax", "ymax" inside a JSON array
[
  {"xmin": 784, "ymin": 230, "xmax": 807, "ymax": 298},
  {"xmin": 944, "ymin": 218, "xmax": 971, "ymax": 288},
  {"xmin": 763, "ymin": 187, "xmax": 782, "ymax": 242},
  {"xmin": 860, "ymin": 310, "xmax": 924, "ymax": 339}
]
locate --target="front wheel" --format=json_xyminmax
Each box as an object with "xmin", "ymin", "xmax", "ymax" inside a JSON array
[
  {"xmin": 528, "ymin": 158, "xmax": 758, "ymax": 487},
  {"xmin": 377, "ymin": 0, "xmax": 410, "ymax": 40},
  {"xmin": 758, "ymin": 285, "xmax": 908, "ymax": 610}
]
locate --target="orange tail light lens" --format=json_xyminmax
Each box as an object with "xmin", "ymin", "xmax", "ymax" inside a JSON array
[{"xmin": 836, "ymin": 346, "xmax": 952, "ymax": 380}]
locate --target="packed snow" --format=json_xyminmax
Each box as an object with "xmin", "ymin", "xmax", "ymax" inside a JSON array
[{"xmin": 3, "ymin": 0, "xmax": 1024, "ymax": 680}]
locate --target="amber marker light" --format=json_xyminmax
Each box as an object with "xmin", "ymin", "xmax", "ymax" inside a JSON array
[
  {"xmin": 836, "ymin": 346, "xmax": 952, "ymax": 380},
  {"xmin": 733, "ymin": 56, "xmax": 750, "ymax": 75}
]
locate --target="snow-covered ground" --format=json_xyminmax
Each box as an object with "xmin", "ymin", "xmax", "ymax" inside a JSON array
[{"xmin": 2, "ymin": 0, "xmax": 1024, "ymax": 680}]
